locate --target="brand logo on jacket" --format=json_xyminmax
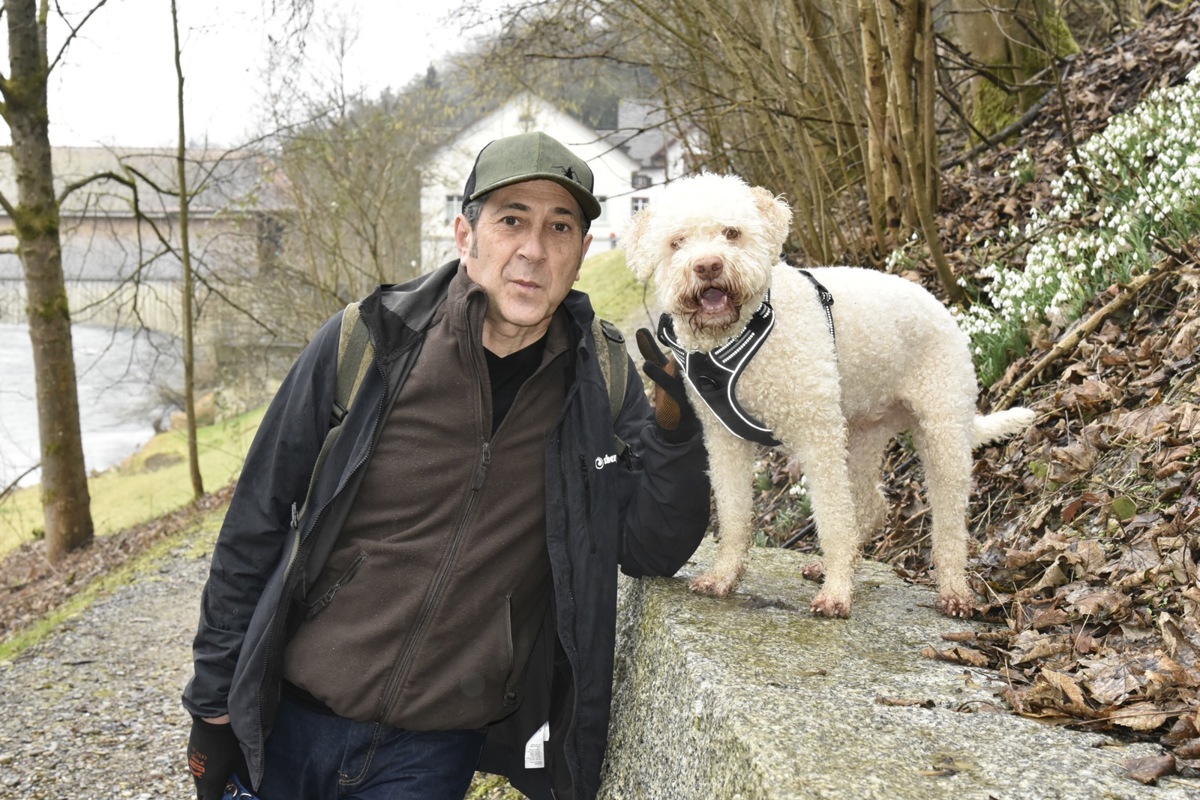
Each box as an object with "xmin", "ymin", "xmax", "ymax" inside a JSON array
[{"xmin": 594, "ymin": 453, "xmax": 618, "ymax": 469}]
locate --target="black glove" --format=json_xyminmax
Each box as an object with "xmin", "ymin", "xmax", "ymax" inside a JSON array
[
  {"xmin": 636, "ymin": 328, "xmax": 700, "ymax": 444},
  {"xmin": 188, "ymin": 717, "xmax": 249, "ymax": 800}
]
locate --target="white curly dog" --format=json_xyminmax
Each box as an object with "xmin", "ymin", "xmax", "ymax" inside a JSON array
[{"xmin": 624, "ymin": 173, "xmax": 1035, "ymax": 618}]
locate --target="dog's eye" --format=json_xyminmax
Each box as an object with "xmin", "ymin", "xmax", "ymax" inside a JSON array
[
  {"xmin": 670, "ymin": 237, "xmax": 685, "ymax": 251},
  {"xmin": 723, "ymin": 227, "xmax": 740, "ymax": 241}
]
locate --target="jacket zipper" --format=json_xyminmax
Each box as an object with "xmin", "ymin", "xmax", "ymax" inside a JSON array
[
  {"xmin": 376, "ymin": 440, "xmax": 492, "ymax": 721},
  {"xmin": 304, "ymin": 550, "xmax": 367, "ymax": 620},
  {"xmin": 556, "ymin": 442, "xmax": 583, "ymax": 785},
  {"xmin": 578, "ymin": 454, "xmax": 597, "ymax": 556},
  {"xmin": 502, "ymin": 593, "xmax": 518, "ymax": 708}
]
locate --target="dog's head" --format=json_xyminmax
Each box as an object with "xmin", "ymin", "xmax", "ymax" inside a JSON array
[{"xmin": 623, "ymin": 173, "xmax": 792, "ymax": 350}]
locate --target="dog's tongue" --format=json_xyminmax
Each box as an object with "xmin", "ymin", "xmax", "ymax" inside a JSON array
[{"xmin": 701, "ymin": 288, "xmax": 729, "ymax": 312}]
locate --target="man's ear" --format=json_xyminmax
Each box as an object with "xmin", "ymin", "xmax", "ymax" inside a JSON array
[
  {"xmin": 750, "ymin": 186, "xmax": 793, "ymax": 253},
  {"xmin": 622, "ymin": 207, "xmax": 656, "ymax": 282},
  {"xmin": 454, "ymin": 214, "xmax": 473, "ymax": 260}
]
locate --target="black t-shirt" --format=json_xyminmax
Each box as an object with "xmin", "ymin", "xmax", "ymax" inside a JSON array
[{"xmin": 486, "ymin": 338, "xmax": 546, "ymax": 434}]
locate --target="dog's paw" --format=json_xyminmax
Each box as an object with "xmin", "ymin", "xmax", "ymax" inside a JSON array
[
  {"xmin": 690, "ymin": 572, "xmax": 739, "ymax": 598},
  {"xmin": 811, "ymin": 591, "xmax": 851, "ymax": 618},
  {"xmin": 800, "ymin": 561, "xmax": 825, "ymax": 582},
  {"xmin": 935, "ymin": 593, "xmax": 976, "ymax": 619}
]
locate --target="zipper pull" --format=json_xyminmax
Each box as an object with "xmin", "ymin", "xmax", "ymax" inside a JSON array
[
  {"xmin": 291, "ymin": 502, "xmax": 299, "ymax": 529},
  {"xmin": 471, "ymin": 442, "xmax": 492, "ymax": 491}
]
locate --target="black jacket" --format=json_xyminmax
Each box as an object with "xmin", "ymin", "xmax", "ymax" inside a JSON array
[{"xmin": 183, "ymin": 261, "xmax": 711, "ymax": 800}]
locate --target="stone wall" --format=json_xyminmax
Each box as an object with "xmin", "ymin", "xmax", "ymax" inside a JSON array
[{"xmin": 600, "ymin": 540, "xmax": 1196, "ymax": 799}]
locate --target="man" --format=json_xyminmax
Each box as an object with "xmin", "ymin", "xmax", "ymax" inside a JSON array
[{"xmin": 183, "ymin": 131, "xmax": 710, "ymax": 800}]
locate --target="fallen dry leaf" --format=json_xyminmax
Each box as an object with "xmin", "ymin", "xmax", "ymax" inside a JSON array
[{"xmin": 1123, "ymin": 754, "xmax": 1176, "ymax": 784}]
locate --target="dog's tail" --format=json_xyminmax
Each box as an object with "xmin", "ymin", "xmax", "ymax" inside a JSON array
[{"xmin": 972, "ymin": 407, "xmax": 1037, "ymax": 448}]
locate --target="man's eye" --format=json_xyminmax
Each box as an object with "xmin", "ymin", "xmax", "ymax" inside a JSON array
[
  {"xmin": 553, "ymin": 222, "xmax": 572, "ymax": 233},
  {"xmin": 501, "ymin": 216, "xmax": 520, "ymax": 226}
]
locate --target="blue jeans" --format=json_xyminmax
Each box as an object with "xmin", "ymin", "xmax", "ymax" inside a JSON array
[{"xmin": 256, "ymin": 693, "xmax": 487, "ymax": 799}]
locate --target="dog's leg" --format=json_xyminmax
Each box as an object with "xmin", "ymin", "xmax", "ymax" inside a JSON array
[
  {"xmin": 846, "ymin": 421, "xmax": 899, "ymax": 536},
  {"xmin": 787, "ymin": 419, "xmax": 861, "ymax": 618},
  {"xmin": 800, "ymin": 422, "xmax": 899, "ymax": 590},
  {"xmin": 912, "ymin": 418, "xmax": 976, "ymax": 618},
  {"xmin": 691, "ymin": 429, "xmax": 757, "ymax": 598}
]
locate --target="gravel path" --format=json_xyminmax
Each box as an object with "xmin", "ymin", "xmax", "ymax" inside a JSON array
[{"xmin": 0, "ymin": 536, "xmax": 210, "ymax": 799}]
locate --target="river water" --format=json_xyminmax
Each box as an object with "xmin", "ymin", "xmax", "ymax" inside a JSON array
[{"xmin": 0, "ymin": 323, "xmax": 183, "ymax": 489}]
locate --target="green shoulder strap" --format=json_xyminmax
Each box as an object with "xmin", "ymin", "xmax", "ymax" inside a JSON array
[
  {"xmin": 332, "ymin": 302, "xmax": 374, "ymax": 425},
  {"xmin": 297, "ymin": 302, "xmax": 374, "ymax": 523},
  {"xmin": 592, "ymin": 316, "xmax": 628, "ymax": 425},
  {"xmin": 592, "ymin": 316, "xmax": 631, "ymax": 460}
]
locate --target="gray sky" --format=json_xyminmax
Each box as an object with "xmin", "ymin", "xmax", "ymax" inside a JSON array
[{"xmin": 4, "ymin": 0, "xmax": 495, "ymax": 149}]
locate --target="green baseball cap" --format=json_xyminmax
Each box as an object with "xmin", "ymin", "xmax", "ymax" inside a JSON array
[{"xmin": 462, "ymin": 131, "xmax": 601, "ymax": 221}]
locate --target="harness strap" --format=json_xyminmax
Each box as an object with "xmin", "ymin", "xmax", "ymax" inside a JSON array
[
  {"xmin": 657, "ymin": 294, "xmax": 781, "ymax": 447},
  {"xmin": 797, "ymin": 268, "xmax": 836, "ymax": 345},
  {"xmin": 656, "ymin": 268, "xmax": 837, "ymax": 447}
]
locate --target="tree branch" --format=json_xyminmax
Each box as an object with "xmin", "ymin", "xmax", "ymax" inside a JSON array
[
  {"xmin": 0, "ymin": 463, "xmax": 40, "ymax": 506},
  {"xmin": 0, "ymin": 187, "xmax": 16, "ymax": 217},
  {"xmin": 48, "ymin": 0, "xmax": 110, "ymax": 74},
  {"xmin": 997, "ymin": 258, "xmax": 1180, "ymax": 410},
  {"xmin": 55, "ymin": 169, "xmax": 136, "ymax": 205}
]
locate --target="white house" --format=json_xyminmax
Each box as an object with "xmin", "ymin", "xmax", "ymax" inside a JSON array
[{"xmin": 420, "ymin": 94, "xmax": 656, "ymax": 268}]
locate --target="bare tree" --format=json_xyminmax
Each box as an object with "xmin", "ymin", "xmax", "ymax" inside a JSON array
[
  {"xmin": 0, "ymin": 0, "xmax": 102, "ymax": 561},
  {"xmin": 948, "ymin": 0, "xmax": 1080, "ymax": 138},
  {"xmin": 171, "ymin": 0, "xmax": 203, "ymax": 499},
  {"xmin": 251, "ymin": 15, "xmax": 458, "ymax": 340}
]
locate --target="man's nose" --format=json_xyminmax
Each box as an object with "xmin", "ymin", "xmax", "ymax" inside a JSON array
[{"xmin": 516, "ymin": 229, "xmax": 549, "ymax": 262}]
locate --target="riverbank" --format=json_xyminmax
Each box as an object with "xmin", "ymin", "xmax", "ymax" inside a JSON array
[{"xmin": 0, "ymin": 322, "xmax": 183, "ymax": 491}]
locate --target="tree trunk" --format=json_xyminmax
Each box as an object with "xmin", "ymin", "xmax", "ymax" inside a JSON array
[
  {"xmin": 875, "ymin": 0, "xmax": 962, "ymax": 303},
  {"xmin": 2, "ymin": 0, "xmax": 94, "ymax": 560},
  {"xmin": 172, "ymin": 0, "xmax": 203, "ymax": 500}
]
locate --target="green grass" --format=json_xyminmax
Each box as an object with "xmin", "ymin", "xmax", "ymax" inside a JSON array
[
  {"xmin": 0, "ymin": 406, "xmax": 265, "ymax": 558},
  {"xmin": 578, "ymin": 247, "xmax": 657, "ymax": 331}
]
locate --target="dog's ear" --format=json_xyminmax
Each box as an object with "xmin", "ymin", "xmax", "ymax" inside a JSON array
[
  {"xmin": 750, "ymin": 186, "xmax": 793, "ymax": 252},
  {"xmin": 622, "ymin": 206, "xmax": 657, "ymax": 282}
]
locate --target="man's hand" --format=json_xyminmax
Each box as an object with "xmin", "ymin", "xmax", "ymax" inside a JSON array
[
  {"xmin": 188, "ymin": 716, "xmax": 248, "ymax": 800},
  {"xmin": 636, "ymin": 328, "xmax": 700, "ymax": 443}
]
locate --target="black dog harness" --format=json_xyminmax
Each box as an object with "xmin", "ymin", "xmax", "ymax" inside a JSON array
[{"xmin": 656, "ymin": 269, "xmax": 835, "ymax": 447}]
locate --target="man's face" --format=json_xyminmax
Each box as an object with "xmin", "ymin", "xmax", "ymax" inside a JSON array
[{"xmin": 456, "ymin": 180, "xmax": 593, "ymax": 353}]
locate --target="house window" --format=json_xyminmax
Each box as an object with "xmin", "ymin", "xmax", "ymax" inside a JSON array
[
  {"xmin": 256, "ymin": 213, "xmax": 285, "ymax": 265},
  {"xmin": 594, "ymin": 196, "xmax": 608, "ymax": 223},
  {"xmin": 631, "ymin": 197, "xmax": 650, "ymax": 214},
  {"xmin": 446, "ymin": 195, "xmax": 464, "ymax": 225},
  {"xmin": 632, "ymin": 173, "xmax": 651, "ymax": 189}
]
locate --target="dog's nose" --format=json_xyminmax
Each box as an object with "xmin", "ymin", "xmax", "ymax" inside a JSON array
[{"xmin": 693, "ymin": 257, "xmax": 723, "ymax": 280}]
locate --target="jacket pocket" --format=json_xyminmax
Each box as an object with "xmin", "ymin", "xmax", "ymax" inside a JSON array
[
  {"xmin": 304, "ymin": 550, "xmax": 368, "ymax": 620},
  {"xmin": 501, "ymin": 594, "xmax": 519, "ymax": 709}
]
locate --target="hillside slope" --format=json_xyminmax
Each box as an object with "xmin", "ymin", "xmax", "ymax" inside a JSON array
[{"xmin": 755, "ymin": 3, "xmax": 1200, "ymax": 782}]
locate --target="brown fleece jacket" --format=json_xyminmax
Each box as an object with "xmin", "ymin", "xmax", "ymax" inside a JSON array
[{"xmin": 282, "ymin": 268, "xmax": 568, "ymax": 730}]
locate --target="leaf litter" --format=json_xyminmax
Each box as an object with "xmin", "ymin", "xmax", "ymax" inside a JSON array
[{"xmin": 756, "ymin": 3, "xmax": 1200, "ymax": 786}]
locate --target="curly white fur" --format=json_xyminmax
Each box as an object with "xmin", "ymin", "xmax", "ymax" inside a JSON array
[{"xmin": 624, "ymin": 173, "xmax": 1035, "ymax": 618}]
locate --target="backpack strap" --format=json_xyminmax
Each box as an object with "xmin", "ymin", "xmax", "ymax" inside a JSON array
[
  {"xmin": 592, "ymin": 316, "xmax": 631, "ymax": 460},
  {"xmin": 592, "ymin": 316, "xmax": 628, "ymax": 425},
  {"xmin": 297, "ymin": 302, "xmax": 375, "ymax": 524},
  {"xmin": 332, "ymin": 302, "xmax": 374, "ymax": 426}
]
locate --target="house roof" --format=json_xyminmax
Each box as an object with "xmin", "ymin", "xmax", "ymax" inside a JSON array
[{"xmin": 0, "ymin": 147, "xmax": 281, "ymax": 218}]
